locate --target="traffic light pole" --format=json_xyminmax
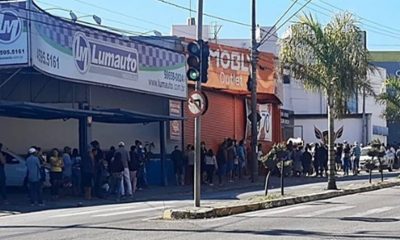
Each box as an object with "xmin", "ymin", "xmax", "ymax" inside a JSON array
[
  {"xmin": 250, "ymin": 0, "xmax": 258, "ymax": 182},
  {"xmin": 194, "ymin": 0, "xmax": 203, "ymax": 207}
]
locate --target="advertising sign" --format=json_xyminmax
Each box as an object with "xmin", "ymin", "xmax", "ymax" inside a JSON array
[
  {"xmin": 200, "ymin": 42, "xmax": 277, "ymax": 94},
  {"xmin": 0, "ymin": 1, "xmax": 28, "ymax": 66},
  {"xmin": 169, "ymin": 100, "xmax": 182, "ymax": 140},
  {"xmin": 245, "ymin": 99, "xmax": 273, "ymax": 142},
  {"xmin": 30, "ymin": 4, "xmax": 187, "ymax": 99}
]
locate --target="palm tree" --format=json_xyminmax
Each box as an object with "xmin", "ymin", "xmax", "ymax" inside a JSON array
[
  {"xmin": 378, "ymin": 77, "xmax": 400, "ymax": 122},
  {"xmin": 280, "ymin": 13, "xmax": 371, "ymax": 190}
]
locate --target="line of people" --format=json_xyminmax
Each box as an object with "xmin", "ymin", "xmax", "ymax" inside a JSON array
[{"xmin": 170, "ymin": 138, "xmax": 248, "ymax": 186}]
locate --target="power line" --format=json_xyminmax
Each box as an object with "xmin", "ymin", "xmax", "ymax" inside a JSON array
[
  {"xmin": 155, "ymin": 0, "xmax": 251, "ymax": 27},
  {"xmin": 258, "ymin": 0, "xmax": 300, "ymax": 46},
  {"xmin": 260, "ymin": 0, "xmax": 315, "ymax": 46}
]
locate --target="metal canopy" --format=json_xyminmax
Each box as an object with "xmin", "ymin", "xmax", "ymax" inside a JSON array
[{"xmin": 0, "ymin": 101, "xmax": 183, "ymax": 124}]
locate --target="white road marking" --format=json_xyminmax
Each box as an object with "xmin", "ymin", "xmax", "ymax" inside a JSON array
[
  {"xmin": 352, "ymin": 207, "xmax": 395, "ymax": 217},
  {"xmin": 296, "ymin": 206, "xmax": 354, "ymax": 217},
  {"xmin": 92, "ymin": 206, "xmax": 166, "ymax": 217},
  {"xmin": 244, "ymin": 205, "xmax": 312, "ymax": 217}
]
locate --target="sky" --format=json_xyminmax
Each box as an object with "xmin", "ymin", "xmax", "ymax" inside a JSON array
[{"xmin": 34, "ymin": 0, "xmax": 400, "ymax": 51}]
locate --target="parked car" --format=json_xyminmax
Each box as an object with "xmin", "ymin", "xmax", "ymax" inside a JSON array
[
  {"xmin": 359, "ymin": 146, "xmax": 394, "ymax": 172},
  {"xmin": 2, "ymin": 148, "xmax": 50, "ymax": 187}
]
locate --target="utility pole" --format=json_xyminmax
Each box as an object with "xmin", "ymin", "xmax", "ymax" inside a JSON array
[
  {"xmin": 194, "ymin": 0, "xmax": 203, "ymax": 207},
  {"xmin": 250, "ymin": 0, "xmax": 258, "ymax": 182}
]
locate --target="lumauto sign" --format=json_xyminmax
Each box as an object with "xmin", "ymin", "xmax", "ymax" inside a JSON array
[{"xmin": 203, "ymin": 42, "xmax": 277, "ymax": 95}]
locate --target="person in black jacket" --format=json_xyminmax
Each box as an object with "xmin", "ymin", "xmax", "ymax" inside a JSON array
[
  {"xmin": 171, "ymin": 146, "xmax": 184, "ymax": 186},
  {"xmin": 110, "ymin": 152, "xmax": 124, "ymax": 201}
]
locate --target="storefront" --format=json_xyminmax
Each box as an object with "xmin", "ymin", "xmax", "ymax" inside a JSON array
[
  {"xmin": 0, "ymin": 0, "xmax": 187, "ymax": 185},
  {"xmin": 183, "ymin": 40, "xmax": 282, "ymax": 156}
]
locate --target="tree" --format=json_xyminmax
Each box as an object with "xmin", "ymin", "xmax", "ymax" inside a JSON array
[
  {"xmin": 280, "ymin": 13, "xmax": 371, "ymax": 190},
  {"xmin": 378, "ymin": 77, "xmax": 400, "ymax": 122}
]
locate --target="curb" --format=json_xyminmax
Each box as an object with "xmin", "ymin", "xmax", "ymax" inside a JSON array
[{"xmin": 162, "ymin": 180, "xmax": 400, "ymax": 220}]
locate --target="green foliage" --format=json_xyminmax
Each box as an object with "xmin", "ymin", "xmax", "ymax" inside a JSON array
[
  {"xmin": 260, "ymin": 142, "xmax": 287, "ymax": 169},
  {"xmin": 378, "ymin": 77, "xmax": 400, "ymax": 122},
  {"xmin": 279, "ymin": 13, "xmax": 372, "ymax": 117}
]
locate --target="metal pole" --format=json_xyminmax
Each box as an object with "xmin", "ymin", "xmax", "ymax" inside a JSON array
[
  {"xmin": 194, "ymin": 0, "xmax": 203, "ymax": 207},
  {"xmin": 362, "ymin": 87, "xmax": 366, "ymax": 145},
  {"xmin": 250, "ymin": 0, "xmax": 258, "ymax": 182}
]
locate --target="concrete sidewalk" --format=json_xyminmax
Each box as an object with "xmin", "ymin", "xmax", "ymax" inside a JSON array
[{"xmin": 163, "ymin": 176, "xmax": 400, "ymax": 220}]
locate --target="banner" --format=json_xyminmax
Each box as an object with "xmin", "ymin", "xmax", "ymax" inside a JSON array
[
  {"xmin": 198, "ymin": 41, "xmax": 277, "ymax": 94},
  {"xmin": 0, "ymin": 0, "xmax": 28, "ymax": 66},
  {"xmin": 30, "ymin": 3, "xmax": 187, "ymax": 99},
  {"xmin": 169, "ymin": 100, "xmax": 182, "ymax": 140},
  {"xmin": 246, "ymin": 99, "xmax": 273, "ymax": 142}
]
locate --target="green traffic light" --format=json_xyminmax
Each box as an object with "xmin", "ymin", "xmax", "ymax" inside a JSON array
[{"xmin": 187, "ymin": 68, "xmax": 200, "ymax": 81}]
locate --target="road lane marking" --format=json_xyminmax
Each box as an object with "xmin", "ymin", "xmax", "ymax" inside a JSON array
[
  {"xmin": 244, "ymin": 205, "xmax": 312, "ymax": 217},
  {"xmin": 92, "ymin": 206, "xmax": 166, "ymax": 217},
  {"xmin": 296, "ymin": 206, "xmax": 354, "ymax": 217},
  {"xmin": 352, "ymin": 207, "xmax": 395, "ymax": 217}
]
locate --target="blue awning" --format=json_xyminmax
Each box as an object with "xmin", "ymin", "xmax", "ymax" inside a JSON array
[{"xmin": 0, "ymin": 101, "xmax": 183, "ymax": 124}]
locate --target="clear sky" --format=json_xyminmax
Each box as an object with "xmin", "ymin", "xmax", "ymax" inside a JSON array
[{"xmin": 34, "ymin": 0, "xmax": 400, "ymax": 51}]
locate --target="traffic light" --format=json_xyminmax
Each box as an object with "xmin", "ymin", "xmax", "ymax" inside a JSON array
[
  {"xmin": 200, "ymin": 41, "xmax": 209, "ymax": 83},
  {"xmin": 186, "ymin": 41, "xmax": 201, "ymax": 81},
  {"xmin": 247, "ymin": 75, "xmax": 253, "ymax": 92}
]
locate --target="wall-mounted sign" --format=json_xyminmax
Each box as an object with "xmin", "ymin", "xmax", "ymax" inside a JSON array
[
  {"xmin": 30, "ymin": 3, "xmax": 187, "ymax": 99},
  {"xmin": 169, "ymin": 100, "xmax": 182, "ymax": 141},
  {"xmin": 0, "ymin": 1, "xmax": 28, "ymax": 66}
]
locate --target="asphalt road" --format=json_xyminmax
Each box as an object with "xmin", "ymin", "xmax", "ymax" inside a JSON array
[{"xmin": 0, "ymin": 177, "xmax": 399, "ymax": 239}]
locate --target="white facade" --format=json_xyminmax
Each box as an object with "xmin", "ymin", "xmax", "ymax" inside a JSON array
[{"xmin": 285, "ymin": 67, "xmax": 387, "ymax": 145}]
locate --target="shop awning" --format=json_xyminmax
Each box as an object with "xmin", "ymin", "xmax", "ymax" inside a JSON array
[{"xmin": 0, "ymin": 101, "xmax": 183, "ymax": 124}]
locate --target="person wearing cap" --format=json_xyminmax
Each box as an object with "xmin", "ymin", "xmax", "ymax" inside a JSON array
[
  {"xmin": 115, "ymin": 141, "xmax": 132, "ymax": 197},
  {"xmin": 26, "ymin": 148, "xmax": 44, "ymax": 206}
]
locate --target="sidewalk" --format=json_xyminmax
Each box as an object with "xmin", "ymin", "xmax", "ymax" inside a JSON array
[
  {"xmin": 163, "ymin": 175, "xmax": 400, "ymax": 220},
  {"xmin": 1, "ymin": 171, "xmax": 398, "ymax": 217}
]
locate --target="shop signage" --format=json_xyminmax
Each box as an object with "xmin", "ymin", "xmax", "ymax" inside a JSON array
[
  {"xmin": 0, "ymin": 1, "xmax": 28, "ymax": 66},
  {"xmin": 245, "ymin": 99, "xmax": 273, "ymax": 141},
  {"xmin": 188, "ymin": 90, "xmax": 208, "ymax": 117},
  {"xmin": 169, "ymin": 100, "xmax": 182, "ymax": 141},
  {"xmin": 202, "ymin": 42, "xmax": 277, "ymax": 95},
  {"xmin": 30, "ymin": 3, "xmax": 187, "ymax": 99}
]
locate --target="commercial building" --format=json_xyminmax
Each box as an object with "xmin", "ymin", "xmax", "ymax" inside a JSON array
[
  {"xmin": 173, "ymin": 21, "xmax": 283, "ymax": 153},
  {"xmin": 0, "ymin": 0, "xmax": 187, "ymax": 185}
]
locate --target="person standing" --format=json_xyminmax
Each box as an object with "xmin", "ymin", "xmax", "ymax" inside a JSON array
[
  {"xmin": 216, "ymin": 140, "xmax": 227, "ymax": 186},
  {"xmin": 293, "ymin": 146, "xmax": 303, "ymax": 177},
  {"xmin": 116, "ymin": 142, "xmax": 132, "ymax": 197},
  {"xmin": 226, "ymin": 139, "xmax": 235, "ymax": 183},
  {"xmin": 129, "ymin": 145, "xmax": 139, "ymax": 194},
  {"xmin": 71, "ymin": 148, "xmax": 82, "ymax": 196},
  {"xmin": 110, "ymin": 152, "xmax": 124, "ymax": 202},
  {"xmin": 62, "ymin": 147, "xmax": 73, "ymax": 190},
  {"xmin": 0, "ymin": 143, "xmax": 7, "ymax": 204},
  {"xmin": 26, "ymin": 148, "xmax": 43, "ymax": 206},
  {"xmin": 49, "ymin": 148, "xmax": 63, "ymax": 200},
  {"xmin": 237, "ymin": 140, "xmax": 247, "ymax": 179},
  {"xmin": 81, "ymin": 148, "xmax": 95, "ymax": 200},
  {"xmin": 200, "ymin": 142, "xmax": 207, "ymax": 184},
  {"xmin": 205, "ymin": 149, "xmax": 218, "ymax": 186},
  {"xmin": 302, "ymin": 144, "xmax": 313, "ymax": 176},
  {"xmin": 313, "ymin": 143, "xmax": 321, "ymax": 177},
  {"xmin": 352, "ymin": 142, "xmax": 361, "ymax": 176},
  {"xmin": 343, "ymin": 144, "xmax": 351, "ymax": 176},
  {"xmin": 185, "ymin": 145, "xmax": 195, "ymax": 185},
  {"xmin": 171, "ymin": 146, "xmax": 184, "ymax": 186}
]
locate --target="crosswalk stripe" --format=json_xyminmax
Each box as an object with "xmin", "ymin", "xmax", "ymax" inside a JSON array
[
  {"xmin": 352, "ymin": 207, "xmax": 395, "ymax": 217},
  {"xmin": 92, "ymin": 206, "xmax": 166, "ymax": 217},
  {"xmin": 296, "ymin": 206, "xmax": 354, "ymax": 217},
  {"xmin": 244, "ymin": 205, "xmax": 312, "ymax": 217}
]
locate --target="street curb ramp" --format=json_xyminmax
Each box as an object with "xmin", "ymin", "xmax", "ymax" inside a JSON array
[{"xmin": 162, "ymin": 180, "xmax": 400, "ymax": 220}]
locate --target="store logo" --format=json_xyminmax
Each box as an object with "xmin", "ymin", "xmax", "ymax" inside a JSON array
[
  {"xmin": 0, "ymin": 10, "xmax": 22, "ymax": 44},
  {"xmin": 73, "ymin": 32, "xmax": 90, "ymax": 74},
  {"xmin": 73, "ymin": 32, "xmax": 139, "ymax": 75}
]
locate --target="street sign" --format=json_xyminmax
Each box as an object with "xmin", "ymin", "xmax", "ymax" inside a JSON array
[{"xmin": 188, "ymin": 91, "xmax": 208, "ymax": 116}]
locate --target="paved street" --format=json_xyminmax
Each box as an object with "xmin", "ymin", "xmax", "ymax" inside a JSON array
[{"xmin": 0, "ymin": 174, "xmax": 399, "ymax": 239}]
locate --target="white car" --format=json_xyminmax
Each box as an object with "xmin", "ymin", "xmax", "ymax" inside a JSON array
[
  {"xmin": 2, "ymin": 149, "xmax": 50, "ymax": 187},
  {"xmin": 359, "ymin": 146, "xmax": 394, "ymax": 172}
]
